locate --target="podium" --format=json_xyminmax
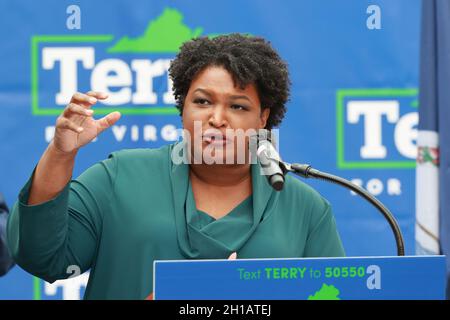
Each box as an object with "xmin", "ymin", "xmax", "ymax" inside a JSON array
[{"xmin": 153, "ymin": 256, "xmax": 446, "ymax": 300}]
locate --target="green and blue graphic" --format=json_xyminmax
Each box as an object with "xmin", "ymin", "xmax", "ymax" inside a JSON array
[{"xmin": 154, "ymin": 256, "xmax": 446, "ymax": 300}]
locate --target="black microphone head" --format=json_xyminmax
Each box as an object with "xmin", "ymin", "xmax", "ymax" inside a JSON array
[{"xmin": 270, "ymin": 174, "xmax": 285, "ymax": 191}]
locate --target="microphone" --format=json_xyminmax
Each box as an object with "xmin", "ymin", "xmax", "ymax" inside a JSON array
[
  {"xmin": 252, "ymin": 132, "xmax": 405, "ymax": 256},
  {"xmin": 256, "ymin": 138, "xmax": 285, "ymax": 191}
]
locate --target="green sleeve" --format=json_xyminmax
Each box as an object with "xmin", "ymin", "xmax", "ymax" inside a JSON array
[
  {"xmin": 303, "ymin": 201, "xmax": 346, "ymax": 257},
  {"xmin": 7, "ymin": 153, "xmax": 117, "ymax": 283}
]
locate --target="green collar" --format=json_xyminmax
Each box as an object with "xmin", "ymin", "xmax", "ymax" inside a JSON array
[{"xmin": 168, "ymin": 143, "xmax": 277, "ymax": 259}]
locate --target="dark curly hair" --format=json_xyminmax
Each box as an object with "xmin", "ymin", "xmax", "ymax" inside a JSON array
[{"xmin": 168, "ymin": 33, "xmax": 291, "ymax": 129}]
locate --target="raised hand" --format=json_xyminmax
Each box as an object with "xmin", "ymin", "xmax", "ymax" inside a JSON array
[{"xmin": 52, "ymin": 91, "xmax": 121, "ymax": 154}]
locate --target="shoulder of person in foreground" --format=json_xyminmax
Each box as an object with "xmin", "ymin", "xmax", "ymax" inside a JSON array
[
  {"xmin": 103, "ymin": 143, "xmax": 173, "ymax": 171},
  {"xmin": 91, "ymin": 144, "xmax": 171, "ymax": 183},
  {"xmin": 72, "ymin": 143, "xmax": 175, "ymax": 209},
  {"xmin": 282, "ymin": 174, "xmax": 346, "ymax": 257}
]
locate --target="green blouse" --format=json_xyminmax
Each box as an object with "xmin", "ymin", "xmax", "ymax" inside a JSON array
[{"xmin": 7, "ymin": 143, "xmax": 345, "ymax": 299}]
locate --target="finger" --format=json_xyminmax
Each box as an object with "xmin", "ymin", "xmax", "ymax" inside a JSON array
[
  {"xmin": 56, "ymin": 117, "xmax": 84, "ymax": 133},
  {"xmin": 96, "ymin": 111, "xmax": 121, "ymax": 133},
  {"xmin": 228, "ymin": 252, "xmax": 237, "ymax": 260},
  {"xmin": 71, "ymin": 92, "xmax": 97, "ymax": 105},
  {"xmin": 64, "ymin": 103, "xmax": 94, "ymax": 117},
  {"xmin": 86, "ymin": 91, "xmax": 109, "ymax": 100}
]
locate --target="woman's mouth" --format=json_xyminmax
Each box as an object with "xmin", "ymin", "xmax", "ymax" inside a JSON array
[{"xmin": 202, "ymin": 134, "xmax": 232, "ymax": 146}]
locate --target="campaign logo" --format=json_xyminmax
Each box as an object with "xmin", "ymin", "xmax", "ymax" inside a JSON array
[
  {"xmin": 31, "ymin": 7, "xmax": 219, "ymax": 117},
  {"xmin": 336, "ymin": 88, "xmax": 418, "ymax": 169}
]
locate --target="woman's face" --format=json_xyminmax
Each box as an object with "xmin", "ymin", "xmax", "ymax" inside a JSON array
[{"xmin": 182, "ymin": 65, "xmax": 270, "ymax": 165}]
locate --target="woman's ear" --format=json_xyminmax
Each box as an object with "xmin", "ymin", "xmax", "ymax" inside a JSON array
[{"xmin": 260, "ymin": 108, "xmax": 270, "ymax": 129}]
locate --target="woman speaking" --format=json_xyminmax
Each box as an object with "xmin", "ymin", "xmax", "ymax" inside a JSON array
[{"xmin": 7, "ymin": 34, "xmax": 345, "ymax": 299}]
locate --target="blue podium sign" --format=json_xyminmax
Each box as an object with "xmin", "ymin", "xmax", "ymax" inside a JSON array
[{"xmin": 154, "ymin": 256, "xmax": 446, "ymax": 300}]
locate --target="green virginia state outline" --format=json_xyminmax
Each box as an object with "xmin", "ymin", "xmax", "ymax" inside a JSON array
[{"xmin": 108, "ymin": 7, "xmax": 205, "ymax": 53}]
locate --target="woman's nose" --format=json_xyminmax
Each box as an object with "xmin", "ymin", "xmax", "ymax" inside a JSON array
[{"xmin": 208, "ymin": 106, "xmax": 228, "ymax": 128}]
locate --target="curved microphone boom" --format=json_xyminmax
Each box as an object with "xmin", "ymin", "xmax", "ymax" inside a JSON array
[
  {"xmin": 255, "ymin": 137, "xmax": 405, "ymax": 256},
  {"xmin": 287, "ymin": 162, "xmax": 405, "ymax": 256}
]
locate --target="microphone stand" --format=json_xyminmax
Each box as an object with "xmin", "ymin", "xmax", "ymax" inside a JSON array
[{"xmin": 278, "ymin": 161, "xmax": 405, "ymax": 256}]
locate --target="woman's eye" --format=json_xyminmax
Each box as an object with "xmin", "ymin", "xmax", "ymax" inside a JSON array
[
  {"xmin": 194, "ymin": 98, "xmax": 210, "ymax": 105},
  {"xmin": 231, "ymin": 104, "xmax": 247, "ymax": 111}
]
